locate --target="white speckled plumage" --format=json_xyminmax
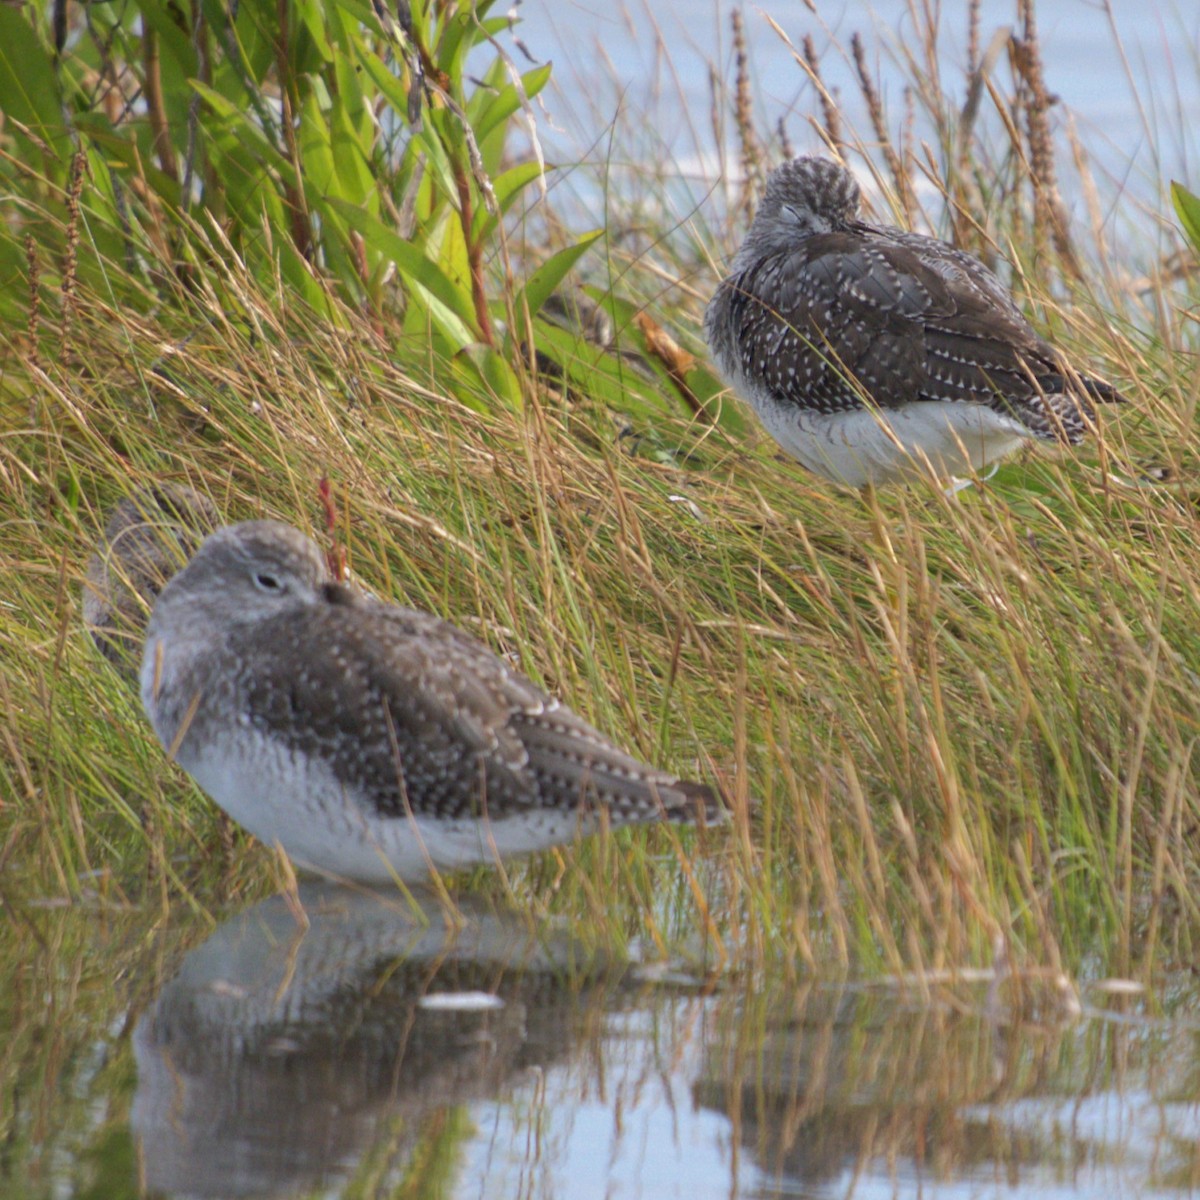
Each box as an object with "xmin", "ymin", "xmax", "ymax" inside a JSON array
[
  {"xmin": 705, "ymin": 155, "xmax": 1123, "ymax": 487},
  {"xmin": 140, "ymin": 521, "xmax": 721, "ymax": 883}
]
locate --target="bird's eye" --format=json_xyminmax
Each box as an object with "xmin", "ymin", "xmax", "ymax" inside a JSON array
[{"xmin": 253, "ymin": 570, "xmax": 283, "ymax": 593}]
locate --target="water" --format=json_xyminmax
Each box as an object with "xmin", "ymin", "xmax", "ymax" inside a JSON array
[
  {"xmin": 9, "ymin": 884, "xmax": 1200, "ymax": 1199},
  {"xmin": 498, "ymin": 0, "xmax": 1199, "ymax": 247}
]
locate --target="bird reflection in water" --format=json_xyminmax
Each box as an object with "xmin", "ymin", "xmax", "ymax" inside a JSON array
[{"xmin": 132, "ymin": 884, "xmax": 623, "ymax": 1198}]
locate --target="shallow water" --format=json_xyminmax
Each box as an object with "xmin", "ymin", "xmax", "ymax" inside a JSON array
[
  {"xmin": 500, "ymin": 0, "xmax": 1198, "ymax": 250},
  {"xmin": 7, "ymin": 884, "xmax": 1200, "ymax": 1199},
  {"xmin": 521, "ymin": 0, "xmax": 1199, "ymax": 167}
]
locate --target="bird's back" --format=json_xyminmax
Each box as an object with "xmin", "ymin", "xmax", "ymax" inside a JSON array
[
  {"xmin": 709, "ymin": 221, "xmax": 1102, "ymax": 441},
  {"xmin": 175, "ymin": 589, "xmax": 722, "ymax": 828}
]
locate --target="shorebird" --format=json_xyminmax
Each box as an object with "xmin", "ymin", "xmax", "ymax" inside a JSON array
[
  {"xmin": 84, "ymin": 483, "xmax": 219, "ymax": 683},
  {"xmin": 140, "ymin": 521, "xmax": 722, "ymax": 883},
  {"xmin": 705, "ymin": 155, "xmax": 1123, "ymax": 487}
]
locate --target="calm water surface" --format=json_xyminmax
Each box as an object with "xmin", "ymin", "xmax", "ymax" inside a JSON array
[
  {"xmin": 6, "ymin": 884, "xmax": 1200, "ymax": 1199},
  {"xmin": 505, "ymin": 0, "xmax": 1199, "ymax": 248}
]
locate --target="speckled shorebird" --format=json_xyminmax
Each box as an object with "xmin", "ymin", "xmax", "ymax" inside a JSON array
[
  {"xmin": 705, "ymin": 155, "xmax": 1123, "ymax": 487},
  {"xmin": 84, "ymin": 483, "xmax": 219, "ymax": 683},
  {"xmin": 140, "ymin": 521, "xmax": 722, "ymax": 883}
]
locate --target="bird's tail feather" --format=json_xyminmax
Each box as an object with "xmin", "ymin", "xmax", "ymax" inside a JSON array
[
  {"xmin": 1041, "ymin": 372, "xmax": 1127, "ymax": 405},
  {"xmin": 669, "ymin": 778, "xmax": 731, "ymax": 825}
]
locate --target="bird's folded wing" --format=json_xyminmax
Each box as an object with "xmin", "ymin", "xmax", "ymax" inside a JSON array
[{"xmin": 234, "ymin": 604, "xmax": 542, "ymax": 819}]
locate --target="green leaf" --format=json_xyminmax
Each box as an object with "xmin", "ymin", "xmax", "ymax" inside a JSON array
[
  {"xmin": 453, "ymin": 344, "xmax": 524, "ymax": 410},
  {"xmin": 417, "ymin": 109, "xmax": 465, "ymax": 206},
  {"xmin": 330, "ymin": 96, "xmax": 376, "ymax": 209},
  {"xmin": 472, "ymin": 160, "xmax": 547, "ymax": 242},
  {"xmin": 512, "ymin": 231, "xmax": 603, "ymax": 326},
  {"xmin": 581, "ymin": 287, "xmax": 750, "ymax": 436},
  {"xmin": 139, "ymin": 0, "xmax": 199, "ymax": 76},
  {"xmin": 1171, "ymin": 182, "xmax": 1200, "ymax": 254},
  {"xmin": 194, "ymin": 79, "xmax": 295, "ymax": 185},
  {"xmin": 0, "ymin": 9, "xmax": 67, "ymax": 150},
  {"xmin": 333, "ymin": 51, "xmax": 371, "ymax": 144},
  {"xmin": 277, "ymin": 239, "xmax": 338, "ymax": 312},
  {"xmin": 193, "ymin": 78, "xmax": 258, "ymax": 125},
  {"xmin": 325, "ymin": 196, "xmax": 477, "ymax": 348},
  {"xmin": 472, "ymin": 64, "xmax": 552, "ymax": 148},
  {"xmin": 298, "ymin": 89, "xmax": 336, "ymax": 196},
  {"xmin": 357, "ymin": 49, "xmax": 417, "ymax": 122},
  {"xmin": 529, "ymin": 318, "xmax": 670, "ymax": 418},
  {"xmin": 433, "ymin": 204, "xmax": 472, "ymax": 299},
  {"xmin": 293, "ymin": 0, "xmax": 334, "ymax": 61},
  {"xmin": 436, "ymin": 4, "xmax": 482, "ymax": 85},
  {"xmin": 328, "ymin": 0, "xmax": 387, "ymax": 33},
  {"xmin": 73, "ymin": 116, "xmax": 185, "ymax": 208}
]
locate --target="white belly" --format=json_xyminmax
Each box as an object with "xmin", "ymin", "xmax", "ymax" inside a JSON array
[
  {"xmin": 183, "ymin": 733, "xmax": 585, "ymax": 884},
  {"xmin": 756, "ymin": 398, "xmax": 1031, "ymax": 487}
]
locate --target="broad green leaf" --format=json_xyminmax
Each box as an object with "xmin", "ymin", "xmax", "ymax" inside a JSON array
[
  {"xmin": 418, "ymin": 108, "xmax": 466, "ymax": 208},
  {"xmin": 464, "ymin": 55, "xmax": 508, "ymax": 127},
  {"xmin": 528, "ymin": 318, "xmax": 672, "ymax": 419},
  {"xmin": 330, "ymin": 96, "xmax": 376, "ymax": 209},
  {"xmin": 294, "ymin": 0, "xmax": 334, "ymax": 61},
  {"xmin": 298, "ymin": 90, "xmax": 337, "ymax": 196},
  {"xmin": 194, "ymin": 80, "xmax": 296, "ymax": 190},
  {"xmin": 138, "ymin": 0, "xmax": 199, "ymax": 76},
  {"xmin": 1171, "ymin": 182, "xmax": 1200, "ymax": 254},
  {"xmin": 434, "ymin": 204, "xmax": 472, "ymax": 300},
  {"xmin": 277, "ymin": 239, "xmax": 338, "ymax": 312},
  {"xmin": 471, "ymin": 160, "xmax": 547, "ymax": 242},
  {"xmin": 436, "ymin": 5, "xmax": 481, "ymax": 85},
  {"xmin": 0, "ymin": 9, "xmax": 67, "ymax": 150},
  {"xmin": 333, "ymin": 51, "xmax": 371, "ymax": 144},
  {"xmin": 325, "ymin": 196, "xmax": 477, "ymax": 348},
  {"xmin": 193, "ymin": 87, "xmax": 299, "ymax": 249},
  {"xmin": 328, "ymin": 0, "xmax": 387, "ymax": 35},
  {"xmin": 513, "ymin": 231, "xmax": 603, "ymax": 326},
  {"xmin": 357, "ymin": 50, "xmax": 417, "ymax": 122},
  {"xmin": 472, "ymin": 64, "xmax": 552, "ymax": 148},
  {"xmin": 408, "ymin": 0, "xmax": 430, "ymax": 34},
  {"xmin": 193, "ymin": 79, "xmax": 253, "ymax": 123},
  {"xmin": 232, "ymin": 0, "xmax": 281, "ymax": 84},
  {"xmin": 683, "ymin": 364, "xmax": 751, "ymax": 435},
  {"xmin": 468, "ymin": 56, "xmax": 512, "ymax": 175},
  {"xmin": 453, "ymin": 344, "xmax": 524, "ymax": 410},
  {"xmin": 73, "ymin": 116, "xmax": 186, "ymax": 208},
  {"xmin": 581, "ymin": 287, "xmax": 750, "ymax": 436}
]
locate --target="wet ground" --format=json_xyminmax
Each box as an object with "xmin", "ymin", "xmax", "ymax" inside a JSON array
[{"xmin": 5, "ymin": 883, "xmax": 1199, "ymax": 1199}]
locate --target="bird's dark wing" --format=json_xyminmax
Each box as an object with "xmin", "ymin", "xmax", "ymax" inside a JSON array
[
  {"xmin": 233, "ymin": 598, "xmax": 717, "ymax": 824},
  {"xmin": 506, "ymin": 703, "xmax": 721, "ymax": 824},
  {"xmin": 712, "ymin": 231, "xmax": 1101, "ymax": 436},
  {"xmin": 891, "ymin": 232, "xmax": 1120, "ymax": 436},
  {"xmin": 710, "ymin": 235, "xmax": 936, "ymax": 414},
  {"xmin": 881, "ymin": 226, "xmax": 1034, "ymax": 327}
]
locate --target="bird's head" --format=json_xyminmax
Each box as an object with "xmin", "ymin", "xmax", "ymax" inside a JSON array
[
  {"xmin": 734, "ymin": 155, "xmax": 862, "ymax": 266},
  {"xmin": 151, "ymin": 520, "xmax": 332, "ymax": 629}
]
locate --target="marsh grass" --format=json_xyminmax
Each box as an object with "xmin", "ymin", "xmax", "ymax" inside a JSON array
[{"xmin": 2, "ymin": 0, "xmax": 1199, "ymax": 993}]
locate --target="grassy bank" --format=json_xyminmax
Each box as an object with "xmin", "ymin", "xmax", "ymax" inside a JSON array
[{"xmin": 1, "ymin": 0, "xmax": 1198, "ymax": 985}]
